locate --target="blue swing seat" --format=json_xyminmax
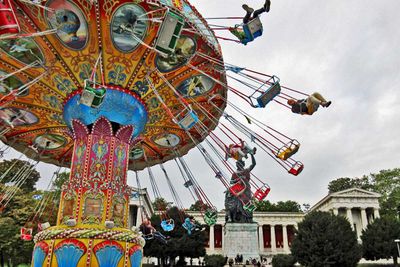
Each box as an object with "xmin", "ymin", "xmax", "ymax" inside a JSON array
[
  {"xmin": 161, "ymin": 219, "xmax": 175, "ymax": 232},
  {"xmin": 249, "ymin": 75, "xmax": 281, "ymax": 108},
  {"xmin": 182, "ymin": 218, "xmax": 195, "ymax": 235},
  {"xmin": 242, "ymin": 17, "xmax": 263, "ymax": 45},
  {"xmin": 176, "ymin": 109, "xmax": 199, "ymax": 130}
]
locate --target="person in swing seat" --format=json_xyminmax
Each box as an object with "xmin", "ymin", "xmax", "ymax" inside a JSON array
[
  {"xmin": 139, "ymin": 218, "xmax": 169, "ymax": 244},
  {"xmin": 287, "ymin": 92, "xmax": 332, "ymax": 115},
  {"xmin": 229, "ymin": 0, "xmax": 271, "ymax": 43}
]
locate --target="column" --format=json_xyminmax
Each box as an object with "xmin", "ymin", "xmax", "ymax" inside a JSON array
[
  {"xmin": 361, "ymin": 208, "xmax": 368, "ymax": 229},
  {"xmin": 135, "ymin": 206, "xmax": 142, "ymax": 227},
  {"xmin": 270, "ymin": 224, "xmax": 276, "ymax": 253},
  {"xmin": 209, "ymin": 225, "xmax": 215, "ymax": 251},
  {"xmin": 346, "ymin": 208, "xmax": 354, "ymax": 230},
  {"xmin": 374, "ymin": 208, "xmax": 380, "ymax": 219},
  {"xmin": 282, "ymin": 225, "xmax": 289, "ymax": 252},
  {"xmin": 258, "ymin": 225, "xmax": 264, "ymax": 252},
  {"xmin": 332, "ymin": 208, "xmax": 339, "ymax": 215},
  {"xmin": 221, "ymin": 225, "xmax": 224, "ymax": 250}
]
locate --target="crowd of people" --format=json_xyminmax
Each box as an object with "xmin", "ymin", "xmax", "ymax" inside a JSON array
[{"xmin": 225, "ymin": 254, "xmax": 272, "ymax": 267}]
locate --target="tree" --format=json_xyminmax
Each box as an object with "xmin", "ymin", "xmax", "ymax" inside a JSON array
[
  {"xmin": 143, "ymin": 207, "xmax": 206, "ymax": 266},
  {"xmin": 255, "ymin": 200, "xmax": 302, "ymax": 212},
  {"xmin": 291, "ymin": 211, "xmax": 361, "ymax": 267},
  {"xmin": 271, "ymin": 254, "xmax": 296, "ymax": 267},
  {"xmin": 0, "ymin": 159, "xmax": 41, "ymax": 192},
  {"xmin": 189, "ymin": 200, "xmax": 208, "ymax": 211},
  {"xmin": 0, "ymin": 186, "xmax": 37, "ymax": 266},
  {"xmin": 152, "ymin": 197, "xmax": 170, "ymax": 211},
  {"xmin": 361, "ymin": 217, "xmax": 400, "ymax": 266},
  {"xmin": 52, "ymin": 171, "xmax": 70, "ymax": 197},
  {"xmin": 371, "ymin": 169, "xmax": 400, "ymax": 218},
  {"xmin": 327, "ymin": 168, "xmax": 400, "ymax": 218},
  {"xmin": 204, "ymin": 254, "xmax": 226, "ymax": 267},
  {"xmin": 328, "ymin": 177, "xmax": 372, "ymax": 193},
  {"xmin": 275, "ymin": 201, "xmax": 302, "ymax": 212}
]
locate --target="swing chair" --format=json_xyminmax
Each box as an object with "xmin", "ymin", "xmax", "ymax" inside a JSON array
[
  {"xmin": 229, "ymin": 179, "xmax": 246, "ymax": 196},
  {"xmin": 182, "ymin": 217, "xmax": 196, "ymax": 235},
  {"xmin": 20, "ymin": 227, "xmax": 33, "ymax": 241},
  {"xmin": 204, "ymin": 208, "xmax": 218, "ymax": 226},
  {"xmin": 173, "ymin": 106, "xmax": 199, "ymax": 130},
  {"xmin": 0, "ymin": 0, "xmax": 20, "ymax": 36},
  {"xmin": 243, "ymin": 200, "xmax": 256, "ymax": 213},
  {"xmin": 254, "ymin": 184, "xmax": 271, "ymax": 201},
  {"xmin": 161, "ymin": 218, "xmax": 175, "ymax": 232},
  {"xmin": 276, "ymin": 139, "xmax": 300, "ymax": 160},
  {"xmin": 79, "ymin": 79, "xmax": 106, "ymax": 108},
  {"xmin": 155, "ymin": 9, "xmax": 185, "ymax": 55},
  {"xmin": 242, "ymin": 16, "xmax": 263, "ymax": 45},
  {"xmin": 288, "ymin": 161, "xmax": 304, "ymax": 176},
  {"xmin": 248, "ymin": 75, "xmax": 281, "ymax": 108}
]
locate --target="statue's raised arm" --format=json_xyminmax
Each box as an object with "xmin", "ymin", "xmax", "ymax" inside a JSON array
[{"xmin": 246, "ymin": 153, "xmax": 256, "ymax": 172}]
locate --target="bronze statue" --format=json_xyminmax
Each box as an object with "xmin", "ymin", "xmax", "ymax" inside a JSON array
[{"xmin": 225, "ymin": 153, "xmax": 256, "ymax": 223}]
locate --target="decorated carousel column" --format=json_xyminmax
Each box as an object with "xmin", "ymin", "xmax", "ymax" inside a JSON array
[{"xmin": 32, "ymin": 87, "xmax": 148, "ymax": 267}]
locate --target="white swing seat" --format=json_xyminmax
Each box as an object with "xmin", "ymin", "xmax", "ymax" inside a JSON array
[
  {"xmin": 79, "ymin": 80, "xmax": 106, "ymax": 108},
  {"xmin": 155, "ymin": 10, "xmax": 185, "ymax": 55}
]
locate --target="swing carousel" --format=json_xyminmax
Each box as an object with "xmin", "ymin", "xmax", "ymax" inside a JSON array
[{"xmin": 0, "ymin": 0, "xmax": 317, "ymax": 266}]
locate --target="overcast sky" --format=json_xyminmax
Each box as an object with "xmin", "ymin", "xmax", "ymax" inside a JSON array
[{"xmin": 3, "ymin": 0, "xmax": 400, "ymax": 210}]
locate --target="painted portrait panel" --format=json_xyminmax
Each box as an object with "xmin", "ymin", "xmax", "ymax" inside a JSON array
[
  {"xmin": 0, "ymin": 108, "xmax": 38, "ymax": 127},
  {"xmin": 156, "ymin": 36, "xmax": 196, "ymax": 73},
  {"xmin": 111, "ymin": 4, "xmax": 148, "ymax": 52},
  {"xmin": 177, "ymin": 75, "xmax": 215, "ymax": 97},
  {"xmin": 0, "ymin": 37, "xmax": 44, "ymax": 66},
  {"xmin": 46, "ymin": 0, "xmax": 89, "ymax": 50},
  {"xmin": 154, "ymin": 133, "xmax": 180, "ymax": 147},
  {"xmin": 0, "ymin": 70, "xmax": 26, "ymax": 96},
  {"xmin": 62, "ymin": 198, "xmax": 75, "ymax": 218},
  {"xmin": 84, "ymin": 197, "xmax": 102, "ymax": 217},
  {"xmin": 34, "ymin": 134, "xmax": 66, "ymax": 150}
]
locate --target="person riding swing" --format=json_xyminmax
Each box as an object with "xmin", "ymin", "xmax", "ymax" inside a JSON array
[
  {"xmin": 229, "ymin": 0, "xmax": 271, "ymax": 45},
  {"xmin": 287, "ymin": 92, "xmax": 332, "ymax": 115}
]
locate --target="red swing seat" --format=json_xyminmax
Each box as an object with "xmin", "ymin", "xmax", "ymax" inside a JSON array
[
  {"xmin": 20, "ymin": 227, "xmax": 33, "ymax": 241},
  {"xmin": 229, "ymin": 180, "xmax": 246, "ymax": 196},
  {"xmin": 288, "ymin": 162, "xmax": 304, "ymax": 176},
  {"xmin": 254, "ymin": 186, "xmax": 271, "ymax": 201},
  {"xmin": 0, "ymin": 0, "xmax": 20, "ymax": 36}
]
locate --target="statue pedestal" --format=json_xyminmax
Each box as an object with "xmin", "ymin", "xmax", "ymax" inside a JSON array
[{"xmin": 223, "ymin": 223, "xmax": 259, "ymax": 261}]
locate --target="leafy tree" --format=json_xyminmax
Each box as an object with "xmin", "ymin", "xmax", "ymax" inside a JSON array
[
  {"xmin": 291, "ymin": 211, "xmax": 361, "ymax": 267},
  {"xmin": 371, "ymin": 169, "xmax": 400, "ymax": 218},
  {"xmin": 143, "ymin": 207, "xmax": 206, "ymax": 266},
  {"xmin": 275, "ymin": 201, "xmax": 302, "ymax": 212},
  {"xmin": 204, "ymin": 254, "xmax": 226, "ymax": 267},
  {"xmin": 328, "ymin": 177, "xmax": 372, "ymax": 193},
  {"xmin": 0, "ymin": 186, "xmax": 37, "ymax": 265},
  {"xmin": 255, "ymin": 200, "xmax": 302, "ymax": 212},
  {"xmin": 0, "ymin": 159, "xmax": 41, "ymax": 192},
  {"xmin": 189, "ymin": 200, "xmax": 208, "ymax": 211},
  {"xmin": 328, "ymin": 168, "xmax": 400, "ymax": 218},
  {"xmin": 52, "ymin": 171, "xmax": 70, "ymax": 197},
  {"xmin": 152, "ymin": 197, "xmax": 170, "ymax": 211},
  {"xmin": 361, "ymin": 217, "xmax": 400, "ymax": 266},
  {"xmin": 271, "ymin": 254, "xmax": 296, "ymax": 267}
]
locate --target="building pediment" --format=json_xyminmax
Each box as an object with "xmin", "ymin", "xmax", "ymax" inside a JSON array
[{"xmin": 331, "ymin": 188, "xmax": 381, "ymax": 198}]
